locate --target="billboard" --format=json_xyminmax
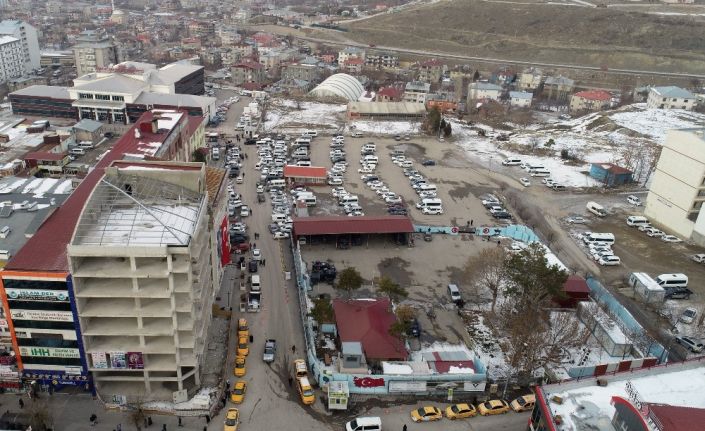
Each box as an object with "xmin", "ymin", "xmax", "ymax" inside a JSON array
[
  {"xmin": 19, "ymin": 346, "xmax": 81, "ymax": 359},
  {"xmin": 91, "ymin": 352, "xmax": 108, "ymax": 369},
  {"xmin": 110, "ymin": 352, "xmax": 127, "ymax": 369},
  {"xmin": 10, "ymin": 309, "xmax": 74, "ymax": 322},
  {"xmin": 127, "ymin": 352, "xmax": 144, "ymax": 369},
  {"xmin": 5, "ymin": 289, "xmax": 69, "ymax": 302}
]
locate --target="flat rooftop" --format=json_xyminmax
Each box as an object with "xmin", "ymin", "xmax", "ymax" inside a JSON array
[{"xmin": 539, "ymin": 359, "xmax": 705, "ymax": 431}]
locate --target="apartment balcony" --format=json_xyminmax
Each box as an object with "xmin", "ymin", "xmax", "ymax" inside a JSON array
[
  {"xmin": 72, "ymin": 256, "xmax": 170, "ymax": 278},
  {"xmin": 74, "ymin": 277, "xmax": 171, "ymax": 298},
  {"xmin": 85, "ymin": 335, "xmax": 176, "ymax": 354}
]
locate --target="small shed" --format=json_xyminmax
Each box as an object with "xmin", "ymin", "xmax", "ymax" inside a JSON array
[
  {"xmin": 283, "ymin": 165, "xmax": 327, "ymax": 186},
  {"xmin": 589, "ymin": 163, "xmax": 633, "ymax": 186},
  {"xmin": 327, "ymin": 381, "xmax": 349, "ymax": 410},
  {"xmin": 340, "ymin": 341, "xmax": 364, "ymax": 369},
  {"xmin": 555, "ymin": 275, "xmax": 591, "ymax": 308},
  {"xmin": 73, "ymin": 118, "xmax": 104, "ymax": 143},
  {"xmin": 578, "ymin": 301, "xmax": 632, "ymax": 357}
]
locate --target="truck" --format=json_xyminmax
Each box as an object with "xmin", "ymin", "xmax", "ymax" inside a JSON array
[
  {"xmin": 263, "ymin": 339, "xmax": 276, "ymax": 362},
  {"xmin": 247, "ymin": 291, "xmax": 261, "ymax": 312}
]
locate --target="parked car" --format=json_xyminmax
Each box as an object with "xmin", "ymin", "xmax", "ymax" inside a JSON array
[
  {"xmin": 273, "ymin": 231, "xmax": 290, "ymax": 239},
  {"xmin": 224, "ymin": 408, "xmax": 239, "ymax": 431},
  {"xmin": 230, "ymin": 381, "xmax": 247, "ymax": 404},
  {"xmin": 411, "ymin": 406, "xmax": 442, "ymax": 422},
  {"xmin": 627, "ymin": 195, "xmax": 642, "ymax": 206},
  {"xmin": 519, "ymin": 177, "xmax": 531, "ymax": 187},
  {"xmin": 598, "ymin": 255, "xmax": 621, "ymax": 266},
  {"xmin": 233, "ymin": 356, "xmax": 246, "ymax": 377},
  {"xmin": 566, "ymin": 216, "xmax": 587, "ymax": 224},
  {"xmin": 478, "ymin": 400, "xmax": 510, "ymax": 416},
  {"xmin": 675, "ymin": 335, "xmax": 704, "ymax": 353},
  {"xmin": 664, "ymin": 286, "xmax": 693, "ymax": 300},
  {"xmin": 692, "ymin": 254, "xmax": 705, "ymax": 263},
  {"xmin": 422, "ymin": 159, "xmax": 436, "ymax": 166},
  {"xmin": 679, "ymin": 307, "xmax": 697, "ymax": 324},
  {"xmin": 661, "ymin": 235, "xmax": 682, "ymax": 243},
  {"xmin": 445, "ymin": 403, "xmax": 477, "ymax": 420},
  {"xmin": 645, "ymin": 228, "xmax": 664, "ymax": 238},
  {"xmin": 510, "ymin": 394, "xmax": 536, "ymax": 412},
  {"xmin": 262, "ymin": 339, "xmax": 277, "ymax": 363}
]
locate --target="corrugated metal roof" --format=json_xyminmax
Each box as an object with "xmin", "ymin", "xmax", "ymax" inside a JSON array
[
  {"xmin": 293, "ymin": 215, "xmax": 414, "ymax": 236},
  {"xmin": 282, "ymin": 165, "xmax": 327, "ymax": 178}
]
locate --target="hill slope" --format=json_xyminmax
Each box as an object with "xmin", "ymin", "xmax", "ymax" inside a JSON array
[{"xmin": 344, "ymin": 0, "xmax": 705, "ymax": 74}]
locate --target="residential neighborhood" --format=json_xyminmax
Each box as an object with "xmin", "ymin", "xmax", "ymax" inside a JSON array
[{"xmin": 0, "ymin": 0, "xmax": 704, "ymax": 430}]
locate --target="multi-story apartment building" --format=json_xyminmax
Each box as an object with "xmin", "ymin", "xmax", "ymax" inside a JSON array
[
  {"xmin": 281, "ymin": 63, "xmax": 320, "ymax": 83},
  {"xmin": 337, "ymin": 47, "xmax": 365, "ymax": 65},
  {"xmin": 0, "ymin": 36, "xmax": 23, "ymax": 84},
  {"xmin": 231, "ymin": 61, "xmax": 265, "ymax": 86},
  {"xmin": 569, "ymin": 90, "xmax": 612, "ymax": 114},
  {"xmin": 517, "ymin": 67, "xmax": 543, "ymax": 91},
  {"xmin": 0, "ymin": 20, "xmax": 40, "ymax": 72},
  {"xmin": 365, "ymin": 53, "xmax": 398, "ymax": 69},
  {"xmin": 645, "ymin": 128, "xmax": 705, "ymax": 245},
  {"xmin": 72, "ymin": 30, "xmax": 118, "ymax": 76},
  {"xmin": 467, "ymin": 82, "xmax": 502, "ymax": 103},
  {"xmin": 403, "ymin": 81, "xmax": 431, "ymax": 104},
  {"xmin": 418, "ymin": 59, "xmax": 445, "ymax": 84},
  {"xmin": 646, "ymin": 86, "xmax": 696, "ymax": 110}
]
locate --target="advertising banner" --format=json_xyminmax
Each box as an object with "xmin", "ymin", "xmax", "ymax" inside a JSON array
[
  {"xmin": 10, "ymin": 309, "xmax": 74, "ymax": 322},
  {"xmin": 219, "ymin": 216, "xmax": 231, "ymax": 266},
  {"xmin": 5, "ymin": 289, "xmax": 69, "ymax": 302},
  {"xmin": 127, "ymin": 352, "xmax": 144, "ymax": 369},
  {"xmin": 19, "ymin": 346, "xmax": 81, "ymax": 359},
  {"xmin": 91, "ymin": 352, "xmax": 108, "ymax": 369},
  {"xmin": 110, "ymin": 352, "xmax": 126, "ymax": 369},
  {"xmin": 388, "ymin": 380, "xmax": 427, "ymax": 393}
]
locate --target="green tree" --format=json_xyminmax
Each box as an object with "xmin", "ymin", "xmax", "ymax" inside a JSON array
[
  {"xmin": 388, "ymin": 304, "xmax": 416, "ymax": 337},
  {"xmin": 192, "ymin": 148, "xmax": 207, "ymax": 163},
  {"xmin": 426, "ymin": 106, "xmax": 441, "ymax": 134},
  {"xmin": 377, "ymin": 276, "xmax": 408, "ymax": 303},
  {"xmin": 545, "ymin": 138, "xmax": 555, "ymax": 148},
  {"xmin": 309, "ymin": 297, "xmax": 334, "ymax": 323},
  {"xmin": 336, "ymin": 267, "xmax": 363, "ymax": 298},
  {"xmin": 503, "ymin": 242, "xmax": 568, "ymax": 310}
]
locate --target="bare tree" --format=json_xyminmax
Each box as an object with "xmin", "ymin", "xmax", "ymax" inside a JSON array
[
  {"xmin": 464, "ymin": 247, "xmax": 507, "ymax": 312},
  {"xmin": 129, "ymin": 394, "xmax": 147, "ymax": 430},
  {"xmin": 28, "ymin": 399, "xmax": 53, "ymax": 431}
]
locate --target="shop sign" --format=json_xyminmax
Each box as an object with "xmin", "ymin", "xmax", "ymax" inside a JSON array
[
  {"xmin": 5, "ymin": 289, "xmax": 69, "ymax": 302},
  {"xmin": 10, "ymin": 309, "xmax": 74, "ymax": 322},
  {"xmin": 19, "ymin": 346, "xmax": 81, "ymax": 359}
]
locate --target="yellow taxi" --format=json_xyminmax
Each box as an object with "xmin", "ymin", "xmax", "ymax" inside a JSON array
[
  {"xmin": 410, "ymin": 406, "xmax": 443, "ymax": 422},
  {"xmin": 223, "ymin": 408, "xmax": 239, "ymax": 431},
  {"xmin": 297, "ymin": 376, "xmax": 315, "ymax": 405},
  {"xmin": 293, "ymin": 359, "xmax": 308, "ymax": 378},
  {"xmin": 233, "ymin": 356, "xmax": 246, "ymax": 377},
  {"xmin": 511, "ymin": 394, "xmax": 536, "ymax": 412},
  {"xmin": 237, "ymin": 318, "xmax": 249, "ymax": 339},
  {"xmin": 445, "ymin": 403, "xmax": 477, "ymax": 420},
  {"xmin": 230, "ymin": 380, "xmax": 247, "ymax": 404},
  {"xmin": 478, "ymin": 399, "xmax": 510, "ymax": 416},
  {"xmin": 236, "ymin": 337, "xmax": 249, "ymax": 357}
]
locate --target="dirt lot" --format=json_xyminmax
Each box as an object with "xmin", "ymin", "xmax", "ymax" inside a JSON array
[{"xmin": 343, "ymin": 0, "xmax": 705, "ymax": 74}]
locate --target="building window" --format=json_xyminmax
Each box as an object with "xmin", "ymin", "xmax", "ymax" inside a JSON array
[
  {"xmin": 694, "ymin": 201, "xmax": 703, "ymax": 210},
  {"xmin": 78, "ymin": 93, "xmax": 94, "ymax": 99},
  {"xmin": 95, "ymin": 94, "xmax": 110, "ymax": 101},
  {"xmin": 688, "ymin": 212, "xmax": 699, "ymax": 222},
  {"xmin": 112, "ymin": 95, "xmax": 124, "ymax": 102}
]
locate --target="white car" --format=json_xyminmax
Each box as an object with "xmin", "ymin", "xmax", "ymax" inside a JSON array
[
  {"xmin": 422, "ymin": 207, "xmax": 443, "ymax": 215},
  {"xmin": 598, "ymin": 255, "xmax": 621, "ymax": 266},
  {"xmin": 240, "ymin": 206, "xmax": 250, "ymax": 217},
  {"xmin": 692, "ymin": 254, "xmax": 705, "ymax": 263},
  {"xmin": 256, "ymin": 185, "xmax": 264, "ymax": 193},
  {"xmin": 327, "ymin": 178, "xmax": 343, "ymax": 186},
  {"xmin": 638, "ymin": 224, "xmax": 654, "ymax": 232},
  {"xmin": 273, "ymin": 231, "xmax": 290, "ymax": 239},
  {"xmin": 661, "ymin": 235, "xmax": 682, "ymax": 243},
  {"xmin": 645, "ymin": 228, "xmax": 664, "ymax": 238},
  {"xmin": 519, "ymin": 178, "xmax": 531, "ymax": 187},
  {"xmin": 680, "ymin": 307, "xmax": 697, "ymax": 324},
  {"xmin": 627, "ymin": 195, "xmax": 642, "ymax": 206},
  {"xmin": 348, "ymin": 210, "xmax": 365, "ymax": 217},
  {"xmin": 236, "ymin": 176, "xmax": 243, "ymax": 184},
  {"xmin": 385, "ymin": 196, "xmax": 402, "ymax": 204},
  {"xmin": 592, "ymin": 250, "xmax": 614, "ymax": 262},
  {"xmin": 252, "ymin": 249, "xmax": 261, "ymax": 261},
  {"xmin": 350, "ymin": 131, "xmax": 363, "ymax": 137},
  {"xmin": 567, "ymin": 216, "xmax": 587, "ymax": 224}
]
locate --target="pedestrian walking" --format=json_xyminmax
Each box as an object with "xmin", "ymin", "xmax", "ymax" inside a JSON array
[
  {"xmin": 249, "ymin": 334, "xmax": 253, "ymax": 343},
  {"xmin": 148, "ymin": 417, "xmax": 153, "ymax": 427},
  {"xmin": 226, "ymin": 379, "xmax": 231, "ymax": 389},
  {"xmin": 205, "ymin": 415, "xmax": 211, "ymax": 424},
  {"xmin": 178, "ymin": 417, "xmax": 183, "ymax": 427},
  {"xmin": 117, "ymin": 424, "xmax": 122, "ymax": 431},
  {"xmin": 292, "ymin": 345, "xmax": 296, "ymax": 354},
  {"xmin": 403, "ymin": 425, "xmax": 407, "ymax": 431},
  {"xmin": 18, "ymin": 398, "xmax": 23, "ymax": 409},
  {"xmin": 470, "ymin": 219, "xmax": 474, "ymax": 226},
  {"xmin": 253, "ymin": 243, "xmax": 256, "ymax": 249},
  {"xmin": 262, "ymin": 259, "xmax": 266, "ymax": 267},
  {"xmin": 162, "ymin": 424, "xmax": 166, "ymax": 431},
  {"xmin": 89, "ymin": 414, "xmax": 97, "ymax": 426},
  {"xmin": 288, "ymin": 377, "xmax": 293, "ymax": 387},
  {"xmin": 144, "ymin": 417, "xmax": 149, "ymax": 428}
]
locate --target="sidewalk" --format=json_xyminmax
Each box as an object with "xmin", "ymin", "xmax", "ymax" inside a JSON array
[{"xmin": 0, "ymin": 392, "xmax": 219, "ymax": 430}]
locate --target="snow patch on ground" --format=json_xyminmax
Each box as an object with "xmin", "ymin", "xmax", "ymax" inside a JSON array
[
  {"xmin": 264, "ymin": 100, "xmax": 346, "ymax": 131},
  {"xmin": 610, "ymin": 104, "xmax": 705, "ymax": 144},
  {"xmin": 348, "ymin": 120, "xmax": 422, "ymax": 136}
]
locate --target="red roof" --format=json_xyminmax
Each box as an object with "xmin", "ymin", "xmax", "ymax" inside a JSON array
[
  {"xmin": 344, "ymin": 58, "xmax": 364, "ymax": 65},
  {"xmin": 563, "ymin": 275, "xmax": 590, "ymax": 294},
  {"xmin": 293, "ymin": 216, "xmax": 414, "ymax": 236},
  {"xmin": 574, "ymin": 90, "xmax": 611, "ymax": 101},
  {"xmin": 377, "ymin": 86, "xmax": 402, "ymax": 100},
  {"xmin": 332, "ymin": 298, "xmax": 408, "ymax": 360},
  {"xmin": 23, "ymin": 151, "xmax": 67, "ymax": 161},
  {"xmin": 234, "ymin": 61, "xmax": 263, "ymax": 70},
  {"xmin": 242, "ymin": 82, "xmax": 264, "ymax": 91},
  {"xmin": 4, "ymin": 110, "xmax": 192, "ymax": 273},
  {"xmin": 592, "ymin": 162, "xmax": 632, "ymax": 175},
  {"xmin": 646, "ymin": 403, "xmax": 705, "ymax": 431},
  {"xmin": 421, "ymin": 59, "xmax": 443, "ymax": 68},
  {"xmin": 429, "ymin": 351, "xmax": 475, "ymax": 373},
  {"xmin": 283, "ymin": 165, "xmax": 327, "ymax": 179}
]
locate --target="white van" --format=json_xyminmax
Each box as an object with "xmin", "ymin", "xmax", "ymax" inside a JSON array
[
  {"xmin": 250, "ymin": 275, "xmax": 261, "ymax": 291},
  {"xmin": 417, "ymin": 184, "xmax": 437, "ymax": 193},
  {"xmin": 77, "ymin": 141, "xmax": 94, "ymax": 149},
  {"xmin": 530, "ymin": 169, "xmax": 551, "ymax": 177},
  {"xmin": 212, "ymin": 147, "xmax": 220, "ymax": 160},
  {"xmin": 525, "ymin": 163, "xmax": 545, "ymax": 171},
  {"xmin": 346, "ymin": 417, "xmax": 382, "ymax": 431},
  {"xmin": 0, "ymin": 226, "xmax": 10, "ymax": 238},
  {"xmin": 583, "ymin": 232, "xmax": 615, "ymax": 245},
  {"xmin": 626, "ymin": 216, "xmax": 649, "ymax": 227},
  {"xmin": 418, "ymin": 198, "xmax": 443, "ymax": 209},
  {"xmin": 296, "ymin": 160, "xmax": 312, "ymax": 167},
  {"xmin": 269, "ymin": 179, "xmax": 286, "ymax": 189},
  {"xmin": 294, "ymin": 137, "xmax": 311, "ymax": 146},
  {"xmin": 271, "ymin": 213, "xmax": 288, "ymax": 223},
  {"xmin": 655, "ymin": 273, "xmax": 688, "ymax": 289},
  {"xmin": 447, "ymin": 284, "xmax": 462, "ymax": 303},
  {"xmin": 586, "ymin": 201, "xmax": 607, "ymax": 217},
  {"xmin": 339, "ymin": 195, "xmax": 359, "ymax": 206},
  {"xmin": 69, "ymin": 148, "xmax": 85, "ymax": 156},
  {"xmin": 363, "ymin": 155, "xmax": 379, "ymax": 164},
  {"xmin": 302, "ymin": 130, "xmax": 318, "ymax": 137},
  {"xmin": 0, "ymin": 250, "xmax": 11, "ymax": 260},
  {"xmin": 502, "ymin": 158, "xmax": 522, "ymax": 166}
]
